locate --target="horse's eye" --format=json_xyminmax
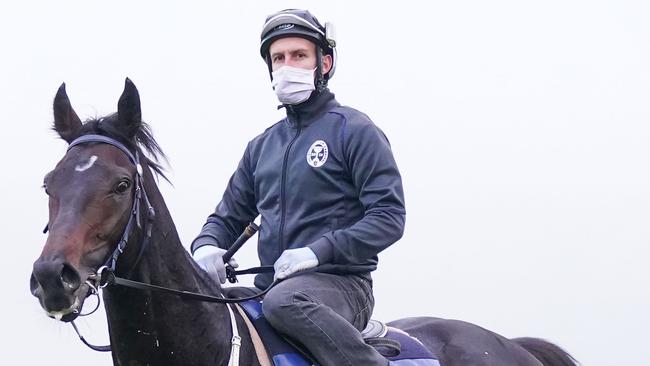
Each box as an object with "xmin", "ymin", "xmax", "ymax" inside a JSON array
[
  {"xmin": 42, "ymin": 172, "xmax": 53, "ymax": 195},
  {"xmin": 114, "ymin": 180, "xmax": 131, "ymax": 194}
]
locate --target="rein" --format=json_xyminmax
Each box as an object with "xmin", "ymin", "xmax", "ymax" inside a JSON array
[
  {"xmin": 59, "ymin": 134, "xmax": 276, "ymax": 355},
  {"xmin": 91, "ymin": 267, "xmax": 278, "ymax": 304}
]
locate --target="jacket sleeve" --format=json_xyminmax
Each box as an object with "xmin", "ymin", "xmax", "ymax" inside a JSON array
[
  {"xmin": 191, "ymin": 142, "xmax": 258, "ymax": 254},
  {"xmin": 308, "ymin": 115, "xmax": 406, "ymax": 265}
]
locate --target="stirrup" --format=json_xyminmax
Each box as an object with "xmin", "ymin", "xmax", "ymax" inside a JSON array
[
  {"xmin": 364, "ymin": 337, "xmax": 401, "ymax": 357},
  {"xmin": 361, "ymin": 319, "xmax": 388, "ymax": 339}
]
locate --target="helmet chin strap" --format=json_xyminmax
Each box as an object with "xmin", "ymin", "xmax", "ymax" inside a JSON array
[
  {"xmin": 315, "ymin": 46, "xmax": 327, "ymax": 91},
  {"xmin": 265, "ymin": 54, "xmax": 274, "ymax": 81}
]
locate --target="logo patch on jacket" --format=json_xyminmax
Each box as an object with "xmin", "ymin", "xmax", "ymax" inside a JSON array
[{"xmin": 306, "ymin": 140, "xmax": 328, "ymax": 168}]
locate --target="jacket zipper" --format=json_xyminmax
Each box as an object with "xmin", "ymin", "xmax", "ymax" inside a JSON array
[{"xmin": 278, "ymin": 113, "xmax": 301, "ymax": 255}]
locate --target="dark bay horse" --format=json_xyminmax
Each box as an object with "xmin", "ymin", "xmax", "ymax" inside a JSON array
[{"xmin": 30, "ymin": 79, "xmax": 578, "ymax": 366}]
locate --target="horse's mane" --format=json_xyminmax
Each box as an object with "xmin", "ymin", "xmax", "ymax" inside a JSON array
[{"xmin": 78, "ymin": 114, "xmax": 169, "ymax": 182}]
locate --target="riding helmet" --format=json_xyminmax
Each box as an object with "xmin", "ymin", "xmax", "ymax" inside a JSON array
[{"xmin": 260, "ymin": 9, "xmax": 337, "ymax": 84}]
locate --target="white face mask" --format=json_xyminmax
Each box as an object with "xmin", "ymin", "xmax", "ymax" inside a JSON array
[{"xmin": 271, "ymin": 66, "xmax": 316, "ymax": 105}]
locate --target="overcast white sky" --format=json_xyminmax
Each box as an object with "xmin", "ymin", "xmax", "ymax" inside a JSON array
[{"xmin": 1, "ymin": 1, "xmax": 649, "ymax": 365}]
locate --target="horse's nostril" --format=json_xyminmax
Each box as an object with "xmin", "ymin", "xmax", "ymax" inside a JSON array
[
  {"xmin": 61, "ymin": 263, "xmax": 81, "ymax": 291},
  {"xmin": 29, "ymin": 273, "xmax": 40, "ymax": 295},
  {"xmin": 32, "ymin": 259, "xmax": 81, "ymax": 296}
]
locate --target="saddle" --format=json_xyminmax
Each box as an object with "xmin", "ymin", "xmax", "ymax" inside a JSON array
[{"xmin": 235, "ymin": 300, "xmax": 440, "ymax": 366}]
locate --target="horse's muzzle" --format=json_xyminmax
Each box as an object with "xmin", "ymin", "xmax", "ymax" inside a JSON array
[{"xmin": 30, "ymin": 258, "xmax": 82, "ymax": 317}]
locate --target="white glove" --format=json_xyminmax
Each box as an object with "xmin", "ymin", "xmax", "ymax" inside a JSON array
[
  {"xmin": 193, "ymin": 246, "xmax": 238, "ymax": 284},
  {"xmin": 273, "ymin": 247, "xmax": 319, "ymax": 280}
]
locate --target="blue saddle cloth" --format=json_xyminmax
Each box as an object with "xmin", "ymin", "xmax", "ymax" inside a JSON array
[{"xmin": 238, "ymin": 300, "xmax": 440, "ymax": 366}]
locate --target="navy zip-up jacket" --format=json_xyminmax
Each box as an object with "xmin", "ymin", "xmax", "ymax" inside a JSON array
[{"xmin": 191, "ymin": 89, "xmax": 405, "ymax": 289}]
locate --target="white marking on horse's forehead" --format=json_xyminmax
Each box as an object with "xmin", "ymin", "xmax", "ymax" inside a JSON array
[{"xmin": 75, "ymin": 155, "xmax": 98, "ymax": 172}]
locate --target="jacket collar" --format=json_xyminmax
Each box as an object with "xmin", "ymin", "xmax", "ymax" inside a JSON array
[{"xmin": 282, "ymin": 88, "xmax": 339, "ymax": 127}]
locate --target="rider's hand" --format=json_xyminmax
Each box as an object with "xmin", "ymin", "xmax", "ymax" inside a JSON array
[
  {"xmin": 273, "ymin": 247, "xmax": 319, "ymax": 280},
  {"xmin": 192, "ymin": 245, "xmax": 238, "ymax": 284}
]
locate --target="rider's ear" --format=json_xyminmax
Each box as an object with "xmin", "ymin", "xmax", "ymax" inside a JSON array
[
  {"xmin": 53, "ymin": 83, "xmax": 82, "ymax": 143},
  {"xmin": 116, "ymin": 78, "xmax": 142, "ymax": 140}
]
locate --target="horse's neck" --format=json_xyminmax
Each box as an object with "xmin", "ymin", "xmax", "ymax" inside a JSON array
[{"xmin": 104, "ymin": 167, "xmax": 240, "ymax": 366}]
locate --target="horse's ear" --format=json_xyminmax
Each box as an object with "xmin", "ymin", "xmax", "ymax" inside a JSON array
[
  {"xmin": 53, "ymin": 83, "xmax": 82, "ymax": 143},
  {"xmin": 116, "ymin": 78, "xmax": 142, "ymax": 139}
]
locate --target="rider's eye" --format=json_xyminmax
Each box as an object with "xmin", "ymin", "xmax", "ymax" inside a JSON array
[{"xmin": 114, "ymin": 180, "xmax": 131, "ymax": 194}]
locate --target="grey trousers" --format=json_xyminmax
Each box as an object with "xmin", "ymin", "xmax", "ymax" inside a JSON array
[{"xmin": 259, "ymin": 272, "xmax": 389, "ymax": 366}]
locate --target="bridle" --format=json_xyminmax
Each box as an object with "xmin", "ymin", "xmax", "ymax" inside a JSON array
[
  {"xmin": 68, "ymin": 134, "xmax": 156, "ymax": 275},
  {"xmin": 49, "ymin": 134, "xmax": 276, "ymax": 357},
  {"xmin": 56, "ymin": 134, "xmax": 155, "ymax": 352}
]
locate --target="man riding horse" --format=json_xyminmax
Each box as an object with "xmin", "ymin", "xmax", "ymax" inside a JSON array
[
  {"xmin": 30, "ymin": 10, "xmax": 578, "ymax": 365},
  {"xmin": 192, "ymin": 9, "xmax": 406, "ymax": 366}
]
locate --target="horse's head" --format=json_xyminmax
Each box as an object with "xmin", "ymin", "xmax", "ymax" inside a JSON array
[{"xmin": 30, "ymin": 79, "xmax": 164, "ymax": 322}]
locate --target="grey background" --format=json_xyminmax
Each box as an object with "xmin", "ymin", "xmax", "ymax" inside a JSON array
[{"xmin": 2, "ymin": 1, "xmax": 648, "ymax": 365}]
